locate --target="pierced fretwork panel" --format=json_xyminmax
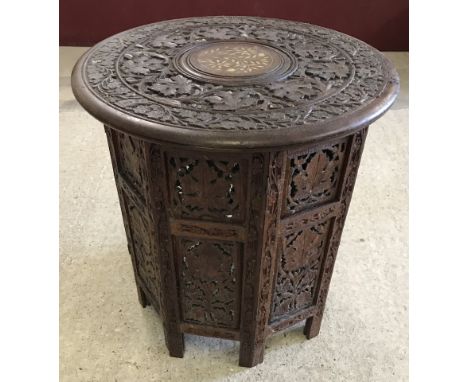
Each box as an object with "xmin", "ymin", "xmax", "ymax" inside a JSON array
[
  {"xmin": 115, "ymin": 132, "xmax": 149, "ymax": 200},
  {"xmin": 166, "ymin": 153, "xmax": 246, "ymax": 222},
  {"xmin": 176, "ymin": 238, "xmax": 241, "ymax": 329},
  {"xmin": 284, "ymin": 139, "xmax": 348, "ymax": 216},
  {"xmin": 270, "ymin": 220, "xmax": 332, "ymax": 321},
  {"xmin": 126, "ymin": 197, "xmax": 160, "ymax": 308}
]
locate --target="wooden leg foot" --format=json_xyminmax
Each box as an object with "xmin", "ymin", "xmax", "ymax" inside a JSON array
[
  {"xmin": 239, "ymin": 339, "xmax": 265, "ymax": 367},
  {"xmin": 136, "ymin": 285, "xmax": 149, "ymax": 308},
  {"xmin": 304, "ymin": 315, "xmax": 323, "ymax": 339},
  {"xmin": 164, "ymin": 325, "xmax": 185, "ymax": 358}
]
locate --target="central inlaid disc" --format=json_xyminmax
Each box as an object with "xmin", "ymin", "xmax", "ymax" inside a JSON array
[
  {"xmin": 174, "ymin": 40, "xmax": 297, "ymax": 85},
  {"xmin": 191, "ymin": 42, "xmax": 280, "ymax": 76}
]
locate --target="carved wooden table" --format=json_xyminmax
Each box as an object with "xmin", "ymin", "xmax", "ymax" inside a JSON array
[{"xmin": 71, "ymin": 16, "xmax": 399, "ymax": 367}]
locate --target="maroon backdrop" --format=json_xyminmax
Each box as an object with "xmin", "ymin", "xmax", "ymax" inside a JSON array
[{"xmin": 59, "ymin": 0, "xmax": 408, "ymax": 51}]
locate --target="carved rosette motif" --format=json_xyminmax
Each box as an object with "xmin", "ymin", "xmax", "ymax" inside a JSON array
[{"xmin": 83, "ymin": 16, "xmax": 394, "ymax": 131}]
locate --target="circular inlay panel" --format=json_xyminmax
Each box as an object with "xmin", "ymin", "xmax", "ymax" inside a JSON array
[{"xmin": 173, "ymin": 40, "xmax": 298, "ymax": 85}]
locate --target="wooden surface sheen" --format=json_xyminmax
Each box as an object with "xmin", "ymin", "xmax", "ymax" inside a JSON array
[{"xmin": 71, "ymin": 17, "xmax": 398, "ymax": 367}]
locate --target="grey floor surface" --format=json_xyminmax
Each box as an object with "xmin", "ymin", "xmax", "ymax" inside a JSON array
[{"xmin": 60, "ymin": 47, "xmax": 408, "ymax": 382}]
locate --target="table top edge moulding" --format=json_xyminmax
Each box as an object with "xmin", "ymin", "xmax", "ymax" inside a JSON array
[{"xmin": 71, "ymin": 16, "xmax": 399, "ymax": 151}]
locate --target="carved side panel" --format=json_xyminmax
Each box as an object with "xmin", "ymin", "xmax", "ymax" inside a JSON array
[
  {"xmin": 106, "ymin": 124, "xmax": 368, "ymax": 362},
  {"xmin": 270, "ymin": 220, "xmax": 331, "ymax": 321},
  {"xmin": 105, "ymin": 127, "xmax": 162, "ymax": 311},
  {"xmin": 176, "ymin": 238, "xmax": 241, "ymax": 329},
  {"xmin": 269, "ymin": 135, "xmax": 351, "ymax": 325},
  {"xmin": 126, "ymin": 197, "xmax": 160, "ymax": 308},
  {"xmin": 284, "ymin": 139, "xmax": 347, "ymax": 216},
  {"xmin": 115, "ymin": 132, "xmax": 149, "ymax": 200},
  {"xmin": 166, "ymin": 153, "xmax": 247, "ymax": 222},
  {"xmin": 313, "ymin": 128, "xmax": 369, "ymax": 322}
]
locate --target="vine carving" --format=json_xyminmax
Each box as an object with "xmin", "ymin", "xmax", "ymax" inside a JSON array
[
  {"xmin": 166, "ymin": 154, "xmax": 246, "ymax": 222},
  {"xmin": 83, "ymin": 17, "xmax": 395, "ymax": 131},
  {"xmin": 126, "ymin": 198, "xmax": 161, "ymax": 305},
  {"xmin": 312, "ymin": 128, "xmax": 368, "ymax": 325},
  {"xmin": 116, "ymin": 132, "xmax": 149, "ymax": 201},
  {"xmin": 176, "ymin": 238, "xmax": 241, "ymax": 329},
  {"xmin": 285, "ymin": 139, "xmax": 347, "ymax": 215},
  {"xmin": 271, "ymin": 220, "xmax": 331, "ymax": 321}
]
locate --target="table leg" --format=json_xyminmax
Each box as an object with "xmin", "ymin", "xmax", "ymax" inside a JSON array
[
  {"xmin": 304, "ymin": 315, "xmax": 322, "ymax": 339},
  {"xmin": 239, "ymin": 337, "xmax": 266, "ymax": 367},
  {"xmin": 135, "ymin": 285, "xmax": 148, "ymax": 308},
  {"xmin": 164, "ymin": 326, "xmax": 185, "ymax": 358}
]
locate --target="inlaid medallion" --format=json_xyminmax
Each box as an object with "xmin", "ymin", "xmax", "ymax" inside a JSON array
[
  {"xmin": 173, "ymin": 40, "xmax": 297, "ymax": 85},
  {"xmin": 190, "ymin": 42, "xmax": 279, "ymax": 76}
]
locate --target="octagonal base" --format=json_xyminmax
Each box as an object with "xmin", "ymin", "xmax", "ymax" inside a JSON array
[{"xmin": 104, "ymin": 125, "xmax": 368, "ymax": 367}]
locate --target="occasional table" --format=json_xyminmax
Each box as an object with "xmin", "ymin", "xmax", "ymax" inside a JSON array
[{"xmin": 72, "ymin": 16, "xmax": 399, "ymax": 367}]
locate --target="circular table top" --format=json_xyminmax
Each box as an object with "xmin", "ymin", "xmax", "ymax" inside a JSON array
[{"xmin": 72, "ymin": 16, "xmax": 399, "ymax": 150}]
